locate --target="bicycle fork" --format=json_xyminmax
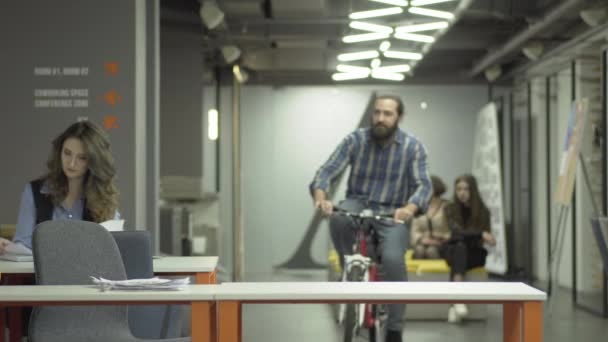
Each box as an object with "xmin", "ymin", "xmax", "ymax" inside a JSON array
[{"xmin": 338, "ymin": 253, "xmax": 371, "ymax": 327}]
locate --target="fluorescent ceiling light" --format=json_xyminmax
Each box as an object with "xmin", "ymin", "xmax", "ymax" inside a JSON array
[
  {"xmin": 410, "ymin": 0, "xmax": 456, "ymax": 5},
  {"xmin": 349, "ymin": 21, "xmax": 393, "ymax": 34},
  {"xmin": 395, "ymin": 21, "xmax": 449, "ymax": 33},
  {"xmin": 332, "ymin": 72, "xmax": 370, "ymax": 81},
  {"xmin": 371, "ymin": 58, "xmax": 382, "ymax": 68},
  {"xmin": 337, "ymin": 50, "xmax": 380, "ymax": 61},
  {"xmin": 379, "ymin": 41, "xmax": 391, "ymax": 51},
  {"xmin": 371, "ymin": 71, "xmax": 405, "ymax": 81},
  {"xmin": 349, "ymin": 7, "xmax": 403, "ymax": 20},
  {"xmin": 337, "ymin": 64, "xmax": 371, "ymax": 74},
  {"xmin": 394, "ymin": 32, "xmax": 435, "ymax": 43},
  {"xmin": 369, "ymin": 0, "xmax": 409, "ymax": 6},
  {"xmin": 408, "ymin": 7, "xmax": 454, "ymax": 19},
  {"xmin": 208, "ymin": 109, "xmax": 219, "ymax": 141},
  {"xmin": 383, "ymin": 50, "xmax": 423, "ymax": 60},
  {"xmin": 343, "ymin": 32, "xmax": 391, "ymax": 43},
  {"xmin": 375, "ymin": 64, "xmax": 411, "ymax": 73}
]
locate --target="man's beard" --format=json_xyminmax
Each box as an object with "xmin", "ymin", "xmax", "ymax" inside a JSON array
[{"xmin": 371, "ymin": 123, "xmax": 398, "ymax": 142}]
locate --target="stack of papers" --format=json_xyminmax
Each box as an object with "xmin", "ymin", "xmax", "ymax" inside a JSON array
[
  {"xmin": 100, "ymin": 219, "xmax": 125, "ymax": 232},
  {"xmin": 90, "ymin": 276, "xmax": 190, "ymax": 291},
  {"xmin": 0, "ymin": 242, "xmax": 33, "ymax": 262}
]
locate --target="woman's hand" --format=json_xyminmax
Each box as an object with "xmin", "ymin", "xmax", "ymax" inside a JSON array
[
  {"xmin": 482, "ymin": 231, "xmax": 496, "ymax": 246},
  {"xmin": 0, "ymin": 237, "xmax": 11, "ymax": 254},
  {"xmin": 421, "ymin": 237, "xmax": 442, "ymax": 246}
]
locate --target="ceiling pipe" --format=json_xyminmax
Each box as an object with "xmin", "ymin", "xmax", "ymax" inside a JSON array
[
  {"xmin": 503, "ymin": 21, "xmax": 608, "ymax": 80},
  {"xmin": 469, "ymin": 0, "xmax": 586, "ymax": 77}
]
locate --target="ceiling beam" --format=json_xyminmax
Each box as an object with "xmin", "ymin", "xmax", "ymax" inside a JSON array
[{"xmin": 469, "ymin": 0, "xmax": 586, "ymax": 77}]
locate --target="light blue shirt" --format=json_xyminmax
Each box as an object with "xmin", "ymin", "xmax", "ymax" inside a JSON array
[{"xmin": 13, "ymin": 183, "xmax": 120, "ymax": 250}]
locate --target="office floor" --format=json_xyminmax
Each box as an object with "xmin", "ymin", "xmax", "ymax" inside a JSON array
[{"xmin": 235, "ymin": 270, "xmax": 608, "ymax": 342}]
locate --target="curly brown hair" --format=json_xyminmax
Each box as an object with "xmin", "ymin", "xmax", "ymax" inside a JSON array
[
  {"xmin": 44, "ymin": 121, "xmax": 119, "ymax": 222},
  {"xmin": 451, "ymin": 174, "xmax": 490, "ymax": 231}
]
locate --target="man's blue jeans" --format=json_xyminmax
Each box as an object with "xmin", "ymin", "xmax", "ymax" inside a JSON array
[{"xmin": 329, "ymin": 198, "xmax": 409, "ymax": 332}]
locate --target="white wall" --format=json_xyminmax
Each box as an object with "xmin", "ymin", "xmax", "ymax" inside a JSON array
[{"xmin": 227, "ymin": 85, "xmax": 489, "ymax": 276}]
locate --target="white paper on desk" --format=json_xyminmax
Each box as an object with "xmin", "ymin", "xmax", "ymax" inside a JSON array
[
  {"xmin": 100, "ymin": 219, "xmax": 124, "ymax": 231},
  {"xmin": 4, "ymin": 242, "xmax": 32, "ymax": 256},
  {"xmin": 90, "ymin": 276, "xmax": 190, "ymax": 291}
]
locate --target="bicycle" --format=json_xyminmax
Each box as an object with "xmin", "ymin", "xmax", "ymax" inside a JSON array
[{"xmin": 332, "ymin": 207, "xmax": 404, "ymax": 342}]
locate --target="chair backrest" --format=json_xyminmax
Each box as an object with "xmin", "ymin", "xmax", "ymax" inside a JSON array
[
  {"xmin": 112, "ymin": 231, "xmax": 181, "ymax": 339},
  {"xmin": 30, "ymin": 220, "xmax": 132, "ymax": 342},
  {"xmin": 112, "ymin": 231, "xmax": 154, "ymax": 278}
]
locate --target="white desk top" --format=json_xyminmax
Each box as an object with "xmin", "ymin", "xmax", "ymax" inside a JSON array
[
  {"xmin": 216, "ymin": 282, "xmax": 547, "ymax": 302},
  {"xmin": 152, "ymin": 256, "xmax": 218, "ymax": 273},
  {"xmin": 0, "ymin": 285, "xmax": 217, "ymax": 302},
  {"xmin": 0, "ymin": 256, "xmax": 218, "ymax": 275}
]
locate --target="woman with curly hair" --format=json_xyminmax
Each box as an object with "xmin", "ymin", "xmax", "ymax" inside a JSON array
[{"xmin": 0, "ymin": 120, "xmax": 119, "ymax": 253}]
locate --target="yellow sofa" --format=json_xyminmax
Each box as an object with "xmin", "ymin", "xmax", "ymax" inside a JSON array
[{"xmin": 328, "ymin": 249, "xmax": 486, "ymax": 277}]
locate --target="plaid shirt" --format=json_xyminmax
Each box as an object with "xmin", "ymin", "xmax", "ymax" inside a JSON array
[{"xmin": 310, "ymin": 128, "xmax": 432, "ymax": 212}]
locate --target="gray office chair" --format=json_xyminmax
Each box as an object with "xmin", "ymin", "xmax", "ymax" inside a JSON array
[
  {"xmin": 112, "ymin": 231, "xmax": 183, "ymax": 339},
  {"xmin": 30, "ymin": 220, "xmax": 190, "ymax": 342}
]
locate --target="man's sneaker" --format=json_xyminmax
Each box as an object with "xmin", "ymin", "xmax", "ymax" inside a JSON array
[
  {"xmin": 447, "ymin": 305, "xmax": 461, "ymax": 323},
  {"xmin": 453, "ymin": 303, "xmax": 469, "ymax": 319},
  {"xmin": 385, "ymin": 330, "xmax": 402, "ymax": 342}
]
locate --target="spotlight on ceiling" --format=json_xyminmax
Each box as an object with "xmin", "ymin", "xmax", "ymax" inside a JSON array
[
  {"xmin": 522, "ymin": 42, "xmax": 543, "ymax": 61},
  {"xmin": 484, "ymin": 65, "xmax": 502, "ymax": 83},
  {"xmin": 221, "ymin": 45, "xmax": 241, "ymax": 64},
  {"xmin": 200, "ymin": 1, "xmax": 225, "ymax": 30},
  {"xmin": 580, "ymin": 7, "xmax": 608, "ymax": 27}
]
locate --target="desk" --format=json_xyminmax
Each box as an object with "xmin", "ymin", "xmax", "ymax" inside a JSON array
[
  {"xmin": 215, "ymin": 281, "xmax": 547, "ymax": 342},
  {"xmin": 0, "ymin": 256, "xmax": 219, "ymax": 342},
  {"xmin": 0, "ymin": 285, "xmax": 216, "ymax": 342}
]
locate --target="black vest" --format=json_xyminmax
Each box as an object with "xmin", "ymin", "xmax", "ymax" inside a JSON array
[{"xmin": 30, "ymin": 179, "xmax": 94, "ymax": 224}]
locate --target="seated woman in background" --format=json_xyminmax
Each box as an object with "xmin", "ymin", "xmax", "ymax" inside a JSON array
[
  {"xmin": 411, "ymin": 175, "xmax": 451, "ymax": 259},
  {"xmin": 0, "ymin": 120, "xmax": 120, "ymax": 254},
  {"xmin": 443, "ymin": 174, "xmax": 496, "ymax": 323}
]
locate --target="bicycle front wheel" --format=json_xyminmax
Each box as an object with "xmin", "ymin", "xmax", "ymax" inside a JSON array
[{"xmin": 343, "ymin": 265, "xmax": 364, "ymax": 342}]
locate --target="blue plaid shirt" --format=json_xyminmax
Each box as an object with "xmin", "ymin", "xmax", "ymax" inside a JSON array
[{"xmin": 310, "ymin": 128, "xmax": 432, "ymax": 212}]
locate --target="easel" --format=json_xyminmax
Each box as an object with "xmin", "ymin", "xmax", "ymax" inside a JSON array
[{"xmin": 548, "ymin": 152, "xmax": 600, "ymax": 298}]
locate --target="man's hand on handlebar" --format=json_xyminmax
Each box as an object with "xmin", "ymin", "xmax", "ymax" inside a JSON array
[
  {"xmin": 315, "ymin": 199, "xmax": 334, "ymax": 216},
  {"xmin": 394, "ymin": 203, "xmax": 418, "ymax": 223}
]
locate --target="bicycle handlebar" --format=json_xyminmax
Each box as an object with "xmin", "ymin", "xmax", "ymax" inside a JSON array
[{"xmin": 332, "ymin": 206, "xmax": 405, "ymax": 225}]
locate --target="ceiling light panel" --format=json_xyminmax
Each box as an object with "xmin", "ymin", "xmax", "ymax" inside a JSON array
[
  {"xmin": 343, "ymin": 32, "xmax": 391, "ymax": 43},
  {"xmin": 410, "ymin": 0, "xmax": 456, "ymax": 6},
  {"xmin": 394, "ymin": 32, "xmax": 435, "ymax": 42},
  {"xmin": 369, "ymin": 0, "xmax": 409, "ymax": 6},
  {"xmin": 408, "ymin": 7, "xmax": 455, "ymax": 19},
  {"xmin": 349, "ymin": 7, "xmax": 404, "ymax": 20},
  {"xmin": 349, "ymin": 21, "xmax": 394, "ymax": 34},
  {"xmin": 383, "ymin": 50, "xmax": 423, "ymax": 60},
  {"xmin": 337, "ymin": 50, "xmax": 380, "ymax": 61},
  {"xmin": 395, "ymin": 21, "xmax": 449, "ymax": 33}
]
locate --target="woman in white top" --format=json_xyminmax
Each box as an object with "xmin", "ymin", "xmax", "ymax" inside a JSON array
[{"xmin": 411, "ymin": 175, "xmax": 450, "ymax": 259}]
